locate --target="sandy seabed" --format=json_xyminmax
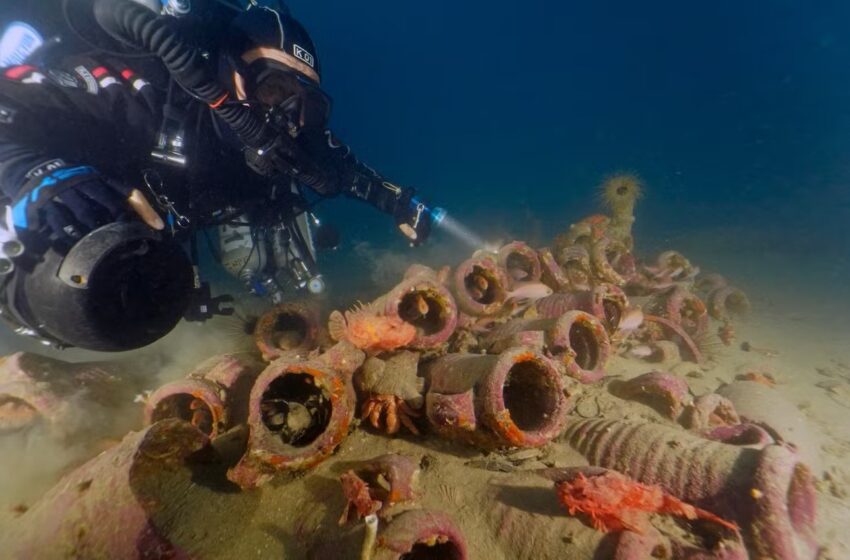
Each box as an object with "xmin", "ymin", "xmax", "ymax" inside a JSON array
[{"xmin": 0, "ymin": 237, "xmax": 848, "ymax": 560}]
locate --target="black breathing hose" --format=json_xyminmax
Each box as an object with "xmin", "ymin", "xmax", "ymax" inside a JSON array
[{"xmin": 92, "ymin": 0, "xmax": 271, "ymax": 149}]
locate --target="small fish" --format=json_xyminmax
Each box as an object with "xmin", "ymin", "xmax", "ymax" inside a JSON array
[
  {"xmin": 629, "ymin": 345, "xmax": 654, "ymax": 358},
  {"xmin": 469, "ymin": 286, "xmax": 485, "ymax": 301},
  {"xmin": 472, "ymin": 274, "xmax": 489, "ymax": 292},
  {"xmin": 505, "ymin": 282, "xmax": 553, "ymax": 302},
  {"xmin": 617, "ymin": 308, "xmax": 644, "ymax": 332},
  {"xmin": 414, "ymin": 294, "xmax": 429, "ymax": 316}
]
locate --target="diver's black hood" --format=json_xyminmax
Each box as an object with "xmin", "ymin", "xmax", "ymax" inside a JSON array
[{"xmin": 224, "ymin": 4, "xmax": 321, "ymax": 83}]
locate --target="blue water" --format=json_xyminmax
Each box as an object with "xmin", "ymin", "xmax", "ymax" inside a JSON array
[
  {"xmin": 284, "ymin": 0, "xmax": 850, "ymax": 315},
  {"xmin": 1, "ymin": 3, "xmax": 849, "ymax": 554},
  {"xmin": 2, "ymin": 0, "xmax": 849, "ymax": 342}
]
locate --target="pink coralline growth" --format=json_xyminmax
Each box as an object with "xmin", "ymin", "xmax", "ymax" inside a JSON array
[
  {"xmin": 535, "ymin": 283, "xmax": 629, "ymax": 334},
  {"xmin": 649, "ymin": 251, "xmax": 700, "ymax": 283},
  {"xmin": 642, "ymin": 315, "xmax": 704, "ymax": 363},
  {"xmin": 609, "ymin": 528, "xmax": 672, "ymax": 560},
  {"xmin": 607, "ymin": 521, "xmax": 750, "ymax": 560},
  {"xmin": 553, "ymin": 244, "xmax": 594, "ymax": 291},
  {"xmin": 538, "ymin": 247, "xmax": 574, "ymax": 292},
  {"xmin": 227, "ymin": 357, "xmax": 355, "ymax": 489},
  {"xmin": 680, "ymin": 393, "xmax": 740, "ymax": 430},
  {"xmin": 317, "ymin": 340, "xmax": 366, "ymax": 378},
  {"xmin": 702, "ymin": 423, "xmax": 775, "ymax": 448},
  {"xmin": 451, "ymin": 254, "xmax": 511, "ymax": 317},
  {"xmin": 647, "ymin": 286, "xmax": 709, "ymax": 339},
  {"xmin": 374, "ymin": 509, "xmax": 468, "ymax": 560},
  {"xmin": 382, "ymin": 270, "xmax": 459, "ymax": 349},
  {"xmin": 425, "ymin": 347, "xmax": 569, "ymax": 449},
  {"xmin": 625, "ymin": 251, "xmax": 699, "ymax": 296},
  {"xmin": 564, "ymin": 419, "xmax": 820, "ymax": 560},
  {"xmin": 0, "ymin": 352, "xmax": 143, "ymax": 441},
  {"xmin": 498, "ymin": 241, "xmax": 542, "ymax": 284},
  {"xmin": 144, "ymin": 353, "xmax": 264, "ymax": 438},
  {"xmin": 338, "ymin": 470, "xmax": 381, "ymax": 523},
  {"xmin": 338, "ymin": 454, "xmax": 420, "ymax": 524},
  {"xmin": 548, "ymin": 310, "xmax": 611, "ymax": 383},
  {"xmin": 253, "ymin": 302, "xmax": 321, "ymax": 360},
  {"xmin": 590, "ymin": 237, "xmax": 635, "ymax": 286},
  {"xmin": 11, "ymin": 419, "xmax": 208, "ymax": 559},
  {"xmin": 707, "ymin": 287, "xmax": 751, "ymax": 321},
  {"xmin": 614, "ymin": 371, "xmax": 691, "ymax": 420}
]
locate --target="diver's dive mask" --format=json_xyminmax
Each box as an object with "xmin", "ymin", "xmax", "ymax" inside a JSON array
[{"xmin": 243, "ymin": 60, "xmax": 332, "ymax": 134}]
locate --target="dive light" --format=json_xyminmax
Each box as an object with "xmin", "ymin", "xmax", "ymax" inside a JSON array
[{"xmin": 411, "ymin": 196, "xmax": 447, "ymax": 227}]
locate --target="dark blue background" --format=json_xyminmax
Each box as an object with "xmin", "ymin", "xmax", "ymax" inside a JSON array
[
  {"xmin": 287, "ymin": 0, "xmax": 850, "ymax": 266},
  {"xmin": 3, "ymin": 0, "xmax": 849, "ymax": 329}
]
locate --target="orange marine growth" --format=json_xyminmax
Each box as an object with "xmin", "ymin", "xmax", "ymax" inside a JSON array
[
  {"xmin": 555, "ymin": 470, "xmax": 738, "ymax": 534},
  {"xmin": 328, "ymin": 301, "xmax": 416, "ymax": 353},
  {"xmin": 338, "ymin": 470, "xmax": 381, "ymax": 524}
]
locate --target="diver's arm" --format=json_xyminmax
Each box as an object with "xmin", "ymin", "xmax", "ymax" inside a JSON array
[
  {"xmin": 0, "ymin": 142, "xmax": 52, "ymax": 200},
  {"xmin": 297, "ymin": 129, "xmax": 409, "ymax": 212},
  {"xmin": 0, "ymin": 59, "xmax": 160, "ymax": 194},
  {"xmin": 0, "ymin": 62, "xmax": 163, "ymax": 237},
  {"xmin": 295, "ymin": 128, "xmax": 431, "ymax": 244}
]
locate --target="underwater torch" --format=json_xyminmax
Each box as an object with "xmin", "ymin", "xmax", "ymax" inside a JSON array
[{"xmin": 410, "ymin": 197, "xmax": 487, "ymax": 250}]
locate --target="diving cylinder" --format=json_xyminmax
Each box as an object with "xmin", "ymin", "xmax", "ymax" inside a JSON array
[
  {"xmin": 218, "ymin": 219, "xmax": 287, "ymax": 301},
  {"xmin": 218, "ymin": 219, "xmax": 262, "ymax": 286}
]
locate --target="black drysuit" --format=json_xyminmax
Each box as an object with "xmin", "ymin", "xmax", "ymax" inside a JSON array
[{"xmin": 0, "ymin": 54, "xmax": 406, "ymax": 236}]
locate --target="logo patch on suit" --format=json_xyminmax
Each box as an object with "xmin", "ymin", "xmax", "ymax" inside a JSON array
[
  {"xmin": 74, "ymin": 66, "xmax": 99, "ymax": 93},
  {"xmin": 48, "ymin": 69, "xmax": 81, "ymax": 89},
  {"xmin": 293, "ymin": 44, "xmax": 315, "ymax": 68}
]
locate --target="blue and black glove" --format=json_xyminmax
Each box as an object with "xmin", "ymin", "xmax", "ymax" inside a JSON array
[{"xmin": 10, "ymin": 164, "xmax": 163, "ymax": 242}]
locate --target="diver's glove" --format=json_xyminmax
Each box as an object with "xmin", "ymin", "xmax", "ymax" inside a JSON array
[
  {"xmin": 346, "ymin": 172, "xmax": 432, "ymax": 246},
  {"xmin": 393, "ymin": 188, "xmax": 432, "ymax": 246},
  {"xmin": 10, "ymin": 163, "xmax": 163, "ymax": 242}
]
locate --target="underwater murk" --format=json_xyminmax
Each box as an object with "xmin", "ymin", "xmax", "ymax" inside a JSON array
[{"xmin": 2, "ymin": 2, "xmax": 850, "ymax": 560}]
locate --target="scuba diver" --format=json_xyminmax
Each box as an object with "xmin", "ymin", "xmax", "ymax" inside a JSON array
[{"xmin": 0, "ymin": 0, "xmax": 440, "ymax": 352}]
